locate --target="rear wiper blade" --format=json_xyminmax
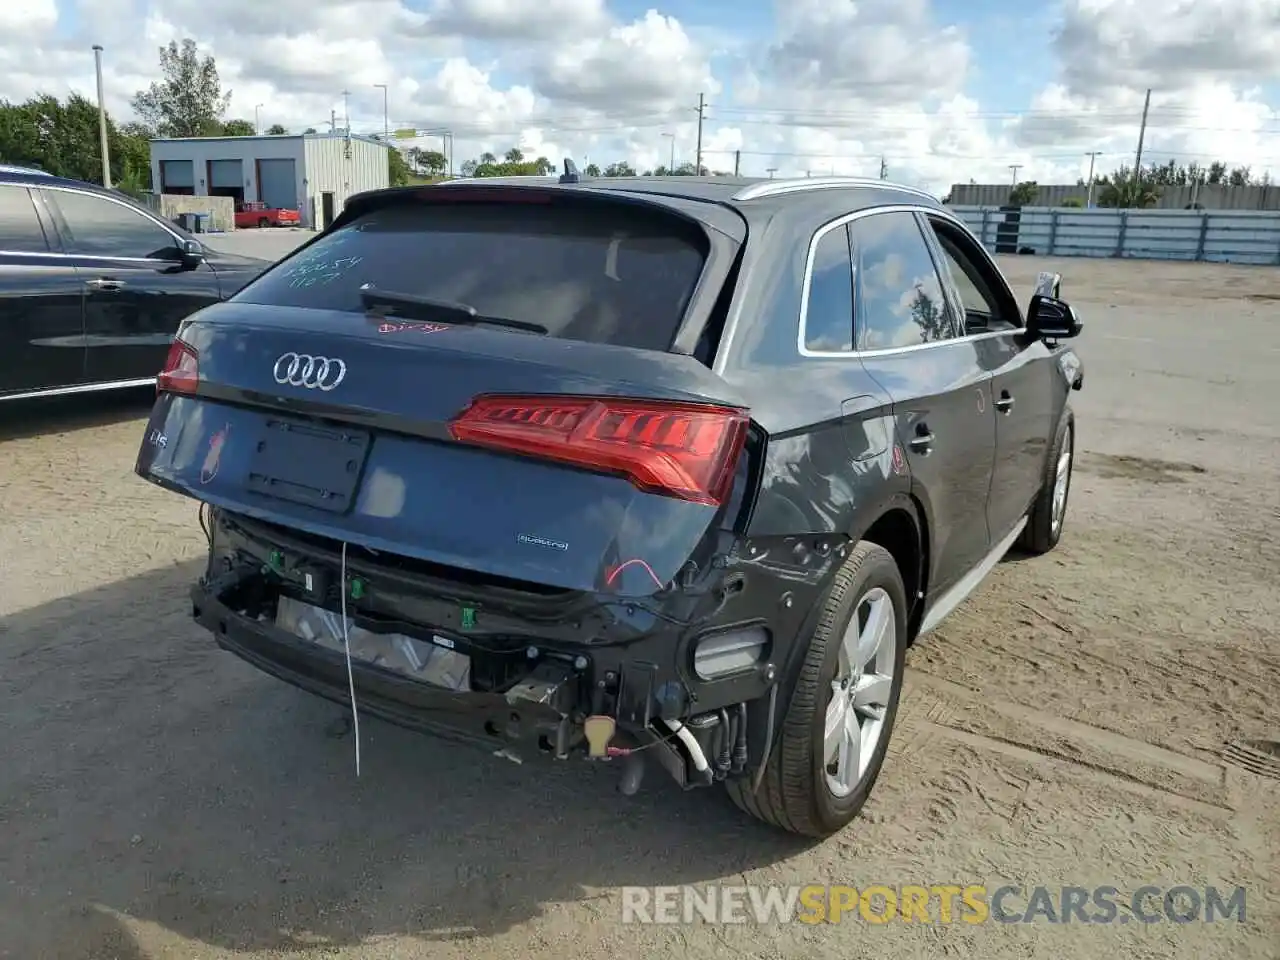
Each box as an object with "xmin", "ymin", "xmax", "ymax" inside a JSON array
[{"xmin": 359, "ymin": 285, "xmax": 547, "ymax": 334}]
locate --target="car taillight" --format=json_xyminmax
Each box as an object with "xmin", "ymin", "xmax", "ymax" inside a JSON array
[
  {"xmin": 449, "ymin": 394, "xmax": 749, "ymax": 506},
  {"xmin": 157, "ymin": 338, "xmax": 199, "ymax": 395}
]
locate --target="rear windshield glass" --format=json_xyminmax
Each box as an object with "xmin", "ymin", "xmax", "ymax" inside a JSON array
[{"xmin": 233, "ymin": 199, "xmax": 709, "ymax": 351}]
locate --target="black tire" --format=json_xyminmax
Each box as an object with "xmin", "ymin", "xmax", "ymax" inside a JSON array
[
  {"xmin": 258, "ymin": 217, "xmax": 271, "ymax": 228},
  {"xmin": 1018, "ymin": 408, "xmax": 1074, "ymax": 555},
  {"xmin": 727, "ymin": 541, "xmax": 908, "ymax": 838}
]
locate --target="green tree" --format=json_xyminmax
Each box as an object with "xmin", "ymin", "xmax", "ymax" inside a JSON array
[
  {"xmin": 584, "ymin": 163, "xmax": 601, "ymax": 177},
  {"xmin": 265, "ymin": 123, "xmax": 287, "ymax": 135},
  {"xmin": 420, "ymin": 149, "xmax": 447, "ymax": 176},
  {"xmin": 130, "ymin": 39, "xmax": 231, "ymax": 137},
  {"xmin": 1009, "ymin": 180, "xmax": 1039, "ymax": 205},
  {"xmin": 461, "ymin": 147, "xmax": 556, "ymax": 178},
  {"xmin": 1095, "ymin": 165, "xmax": 1161, "ymax": 208},
  {"xmin": 0, "ymin": 93, "xmax": 152, "ymax": 192},
  {"xmin": 1060, "ymin": 197, "xmax": 1084, "ymax": 208},
  {"xmin": 603, "ymin": 161, "xmax": 636, "ymax": 177},
  {"xmin": 387, "ymin": 147, "xmax": 413, "ymax": 186},
  {"xmin": 221, "ymin": 118, "xmax": 255, "ymax": 136}
]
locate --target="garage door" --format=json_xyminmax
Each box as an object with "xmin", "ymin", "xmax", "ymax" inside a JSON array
[
  {"xmin": 161, "ymin": 160, "xmax": 194, "ymax": 190},
  {"xmin": 208, "ymin": 159, "xmax": 242, "ymax": 189},
  {"xmin": 257, "ymin": 158, "xmax": 297, "ymax": 210}
]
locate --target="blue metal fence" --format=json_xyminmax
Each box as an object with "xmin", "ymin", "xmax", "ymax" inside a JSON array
[{"xmin": 949, "ymin": 205, "xmax": 1280, "ymax": 265}]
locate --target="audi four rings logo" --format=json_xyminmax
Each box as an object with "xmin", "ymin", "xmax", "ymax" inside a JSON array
[{"xmin": 272, "ymin": 352, "xmax": 347, "ymax": 390}]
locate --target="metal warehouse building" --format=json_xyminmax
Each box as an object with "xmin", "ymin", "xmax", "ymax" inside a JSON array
[{"xmin": 148, "ymin": 132, "xmax": 390, "ymax": 230}]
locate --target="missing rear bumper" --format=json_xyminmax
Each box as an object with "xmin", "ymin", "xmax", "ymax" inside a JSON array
[{"xmin": 191, "ymin": 508, "xmax": 794, "ymax": 790}]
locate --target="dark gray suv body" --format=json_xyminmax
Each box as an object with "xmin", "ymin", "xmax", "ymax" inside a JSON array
[{"xmin": 135, "ymin": 172, "xmax": 1083, "ymax": 838}]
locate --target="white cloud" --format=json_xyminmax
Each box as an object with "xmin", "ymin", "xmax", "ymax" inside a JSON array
[{"xmin": 0, "ymin": 0, "xmax": 1276, "ymax": 192}]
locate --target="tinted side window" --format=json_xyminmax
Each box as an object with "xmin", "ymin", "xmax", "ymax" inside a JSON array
[
  {"xmin": 851, "ymin": 212, "xmax": 958, "ymax": 350},
  {"xmin": 0, "ymin": 186, "xmax": 50, "ymax": 252},
  {"xmin": 235, "ymin": 201, "xmax": 709, "ymax": 352},
  {"xmin": 802, "ymin": 224, "xmax": 854, "ymax": 352},
  {"xmin": 928, "ymin": 222, "xmax": 1019, "ymax": 333},
  {"xmin": 47, "ymin": 190, "xmax": 179, "ymax": 259}
]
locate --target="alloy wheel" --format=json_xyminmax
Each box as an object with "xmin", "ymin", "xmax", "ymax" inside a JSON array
[
  {"xmin": 1051, "ymin": 424, "xmax": 1073, "ymax": 536},
  {"xmin": 823, "ymin": 587, "xmax": 897, "ymax": 798}
]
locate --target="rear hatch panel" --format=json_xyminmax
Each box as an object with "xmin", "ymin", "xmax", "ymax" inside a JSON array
[
  {"xmin": 138, "ymin": 308, "xmax": 753, "ymax": 596},
  {"xmin": 137, "ymin": 187, "xmax": 757, "ymax": 598}
]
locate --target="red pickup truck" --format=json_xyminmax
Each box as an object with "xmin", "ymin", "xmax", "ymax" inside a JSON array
[{"xmin": 235, "ymin": 201, "xmax": 300, "ymax": 228}]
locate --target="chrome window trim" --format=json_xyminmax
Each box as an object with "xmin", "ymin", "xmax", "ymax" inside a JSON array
[
  {"xmin": 797, "ymin": 203, "xmax": 1021, "ymax": 360},
  {"xmin": 0, "ymin": 249, "xmax": 184, "ymax": 264}
]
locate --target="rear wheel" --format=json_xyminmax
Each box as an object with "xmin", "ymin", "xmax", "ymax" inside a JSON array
[
  {"xmin": 1018, "ymin": 410, "xmax": 1074, "ymax": 555},
  {"xmin": 258, "ymin": 217, "xmax": 271, "ymax": 228},
  {"xmin": 727, "ymin": 541, "xmax": 907, "ymax": 838}
]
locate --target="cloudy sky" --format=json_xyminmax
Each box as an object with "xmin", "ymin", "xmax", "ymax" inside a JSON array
[{"xmin": 3, "ymin": 0, "xmax": 1279, "ymax": 193}]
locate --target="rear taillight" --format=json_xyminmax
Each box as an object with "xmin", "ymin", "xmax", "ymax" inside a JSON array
[
  {"xmin": 157, "ymin": 338, "xmax": 199, "ymax": 395},
  {"xmin": 449, "ymin": 395, "xmax": 749, "ymax": 506}
]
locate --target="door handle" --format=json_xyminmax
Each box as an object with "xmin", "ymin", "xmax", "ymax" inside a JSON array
[
  {"xmin": 86, "ymin": 278, "xmax": 125, "ymax": 291},
  {"xmin": 909, "ymin": 428, "xmax": 935, "ymax": 454},
  {"xmin": 995, "ymin": 392, "xmax": 1015, "ymax": 413}
]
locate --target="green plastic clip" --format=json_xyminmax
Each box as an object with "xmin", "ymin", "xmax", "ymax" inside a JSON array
[
  {"xmin": 350, "ymin": 577, "xmax": 366, "ymax": 600},
  {"xmin": 460, "ymin": 605, "xmax": 477, "ymax": 630}
]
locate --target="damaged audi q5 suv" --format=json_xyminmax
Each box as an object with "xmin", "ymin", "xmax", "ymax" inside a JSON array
[{"xmin": 134, "ymin": 166, "xmax": 1084, "ymax": 838}]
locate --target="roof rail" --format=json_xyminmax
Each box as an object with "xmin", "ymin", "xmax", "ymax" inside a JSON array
[
  {"xmin": 732, "ymin": 176, "xmax": 937, "ymax": 203},
  {"xmin": 0, "ymin": 163, "xmax": 54, "ymax": 177}
]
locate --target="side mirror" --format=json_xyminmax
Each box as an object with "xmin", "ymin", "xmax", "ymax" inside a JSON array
[
  {"xmin": 1033, "ymin": 270, "xmax": 1061, "ymax": 299},
  {"xmin": 178, "ymin": 238, "xmax": 205, "ymax": 268},
  {"xmin": 1026, "ymin": 294, "xmax": 1082, "ymax": 340}
]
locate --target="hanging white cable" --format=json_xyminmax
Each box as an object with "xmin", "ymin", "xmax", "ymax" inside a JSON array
[{"xmin": 340, "ymin": 541, "xmax": 361, "ymax": 777}]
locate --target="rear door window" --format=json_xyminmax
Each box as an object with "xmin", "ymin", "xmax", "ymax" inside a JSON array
[
  {"xmin": 234, "ymin": 200, "xmax": 710, "ymax": 352},
  {"xmin": 0, "ymin": 185, "xmax": 50, "ymax": 252}
]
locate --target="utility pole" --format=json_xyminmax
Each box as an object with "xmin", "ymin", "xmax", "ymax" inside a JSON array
[
  {"xmin": 254, "ymin": 103, "xmax": 263, "ymax": 134},
  {"xmin": 879, "ymin": 156, "xmax": 887, "ymax": 179},
  {"xmin": 1009, "ymin": 164, "xmax": 1021, "ymax": 185},
  {"xmin": 1084, "ymin": 150, "xmax": 1102, "ymax": 207},
  {"xmin": 91, "ymin": 45, "xmax": 111, "ymax": 188},
  {"xmin": 694, "ymin": 92, "xmax": 705, "ymax": 176},
  {"xmin": 662, "ymin": 132, "xmax": 674, "ymax": 172},
  {"xmin": 733, "ymin": 150, "xmax": 740, "ymax": 177},
  {"xmin": 341, "ymin": 90, "xmax": 351, "ymax": 135},
  {"xmin": 374, "ymin": 84, "xmax": 388, "ymax": 140},
  {"xmin": 1133, "ymin": 87, "xmax": 1152, "ymax": 181},
  {"xmin": 766, "ymin": 167, "xmax": 777, "ymax": 179},
  {"xmin": 330, "ymin": 110, "xmax": 336, "ymax": 133}
]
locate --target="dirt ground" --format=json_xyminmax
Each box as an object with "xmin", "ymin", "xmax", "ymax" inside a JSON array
[{"xmin": 0, "ymin": 245, "xmax": 1276, "ymax": 960}]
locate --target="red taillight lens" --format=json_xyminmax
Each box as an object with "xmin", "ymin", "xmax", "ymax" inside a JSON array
[
  {"xmin": 157, "ymin": 338, "xmax": 199, "ymax": 395},
  {"xmin": 449, "ymin": 395, "xmax": 749, "ymax": 506}
]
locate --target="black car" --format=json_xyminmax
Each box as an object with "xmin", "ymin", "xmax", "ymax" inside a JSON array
[
  {"xmin": 0, "ymin": 166, "xmax": 269, "ymax": 400},
  {"xmin": 134, "ymin": 169, "xmax": 1084, "ymax": 838}
]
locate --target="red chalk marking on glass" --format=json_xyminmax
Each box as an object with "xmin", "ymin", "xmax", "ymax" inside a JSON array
[{"xmin": 376, "ymin": 321, "xmax": 450, "ymax": 335}]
